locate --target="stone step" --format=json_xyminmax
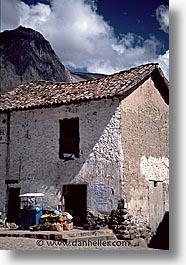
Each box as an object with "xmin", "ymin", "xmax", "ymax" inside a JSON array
[
  {"xmin": 64, "ymin": 229, "xmax": 114, "ymax": 238},
  {"xmin": 0, "ymin": 228, "xmax": 116, "ymax": 241},
  {"xmin": 62, "ymin": 233, "xmax": 116, "ymax": 243}
]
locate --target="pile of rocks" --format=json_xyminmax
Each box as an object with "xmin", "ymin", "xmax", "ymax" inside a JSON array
[
  {"xmin": 108, "ymin": 208, "xmax": 152, "ymax": 247},
  {"xmin": 83, "ymin": 210, "xmax": 108, "ymax": 230}
]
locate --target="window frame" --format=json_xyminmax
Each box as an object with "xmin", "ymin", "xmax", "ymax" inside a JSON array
[{"xmin": 59, "ymin": 117, "xmax": 80, "ymax": 159}]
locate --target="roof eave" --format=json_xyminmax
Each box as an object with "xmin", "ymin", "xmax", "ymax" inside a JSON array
[
  {"xmin": 151, "ymin": 66, "xmax": 169, "ymax": 105},
  {"xmin": 0, "ymin": 63, "xmax": 169, "ymax": 113}
]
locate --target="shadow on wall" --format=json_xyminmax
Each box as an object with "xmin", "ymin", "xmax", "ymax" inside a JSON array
[
  {"xmin": 17, "ymin": 100, "xmax": 121, "ymax": 205},
  {"xmin": 148, "ymin": 211, "xmax": 169, "ymax": 250},
  {"xmin": 15, "ymin": 100, "xmax": 120, "ymax": 184}
]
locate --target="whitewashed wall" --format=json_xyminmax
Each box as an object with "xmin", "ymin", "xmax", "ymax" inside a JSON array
[{"xmin": 0, "ymin": 98, "xmax": 123, "ymax": 214}]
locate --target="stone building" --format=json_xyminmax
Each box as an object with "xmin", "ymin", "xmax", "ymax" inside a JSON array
[{"xmin": 0, "ymin": 63, "xmax": 169, "ymax": 230}]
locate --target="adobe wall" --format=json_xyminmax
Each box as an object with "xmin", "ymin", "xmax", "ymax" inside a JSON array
[
  {"xmin": 120, "ymin": 77, "xmax": 169, "ymax": 227},
  {"xmin": 0, "ymin": 98, "xmax": 123, "ymax": 215}
]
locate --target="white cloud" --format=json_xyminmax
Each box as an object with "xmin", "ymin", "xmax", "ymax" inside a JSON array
[
  {"xmin": 156, "ymin": 5, "xmax": 169, "ymax": 33},
  {"xmin": 1, "ymin": 0, "xmax": 169, "ymax": 79},
  {"xmin": 155, "ymin": 50, "xmax": 169, "ymax": 79},
  {"xmin": 18, "ymin": 2, "xmax": 51, "ymax": 24},
  {"xmin": 154, "ymin": 4, "xmax": 169, "ymax": 79}
]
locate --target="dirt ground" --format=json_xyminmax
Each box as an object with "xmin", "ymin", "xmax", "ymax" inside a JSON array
[{"xmin": 0, "ymin": 237, "xmax": 154, "ymax": 251}]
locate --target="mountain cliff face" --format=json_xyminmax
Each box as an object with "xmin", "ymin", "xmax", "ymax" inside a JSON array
[{"xmin": 0, "ymin": 26, "xmax": 72, "ymax": 94}]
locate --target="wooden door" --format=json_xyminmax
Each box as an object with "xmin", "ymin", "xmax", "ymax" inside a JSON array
[
  {"xmin": 149, "ymin": 180, "xmax": 164, "ymax": 232},
  {"xmin": 63, "ymin": 184, "xmax": 87, "ymax": 226},
  {"xmin": 7, "ymin": 188, "xmax": 20, "ymax": 224}
]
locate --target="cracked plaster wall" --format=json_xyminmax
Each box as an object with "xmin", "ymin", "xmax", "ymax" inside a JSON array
[
  {"xmin": 120, "ymin": 77, "xmax": 169, "ymax": 224},
  {"xmin": 0, "ymin": 98, "xmax": 123, "ymax": 214}
]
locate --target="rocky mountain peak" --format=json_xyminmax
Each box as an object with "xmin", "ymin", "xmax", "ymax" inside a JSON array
[{"xmin": 0, "ymin": 26, "xmax": 72, "ymax": 94}]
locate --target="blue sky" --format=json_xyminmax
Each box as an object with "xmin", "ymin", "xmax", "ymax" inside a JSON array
[
  {"xmin": 1, "ymin": 0, "xmax": 169, "ymax": 78},
  {"xmin": 96, "ymin": 0, "xmax": 169, "ymax": 51}
]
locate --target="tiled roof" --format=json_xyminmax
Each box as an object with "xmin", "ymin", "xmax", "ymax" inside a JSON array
[{"xmin": 0, "ymin": 63, "xmax": 168, "ymax": 112}]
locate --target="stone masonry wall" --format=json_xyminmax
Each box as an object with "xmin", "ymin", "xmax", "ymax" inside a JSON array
[
  {"xmin": 0, "ymin": 97, "xmax": 123, "ymax": 215},
  {"xmin": 120, "ymin": 77, "xmax": 169, "ymax": 230}
]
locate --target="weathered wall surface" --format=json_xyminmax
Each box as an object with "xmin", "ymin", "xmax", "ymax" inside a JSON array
[
  {"xmin": 0, "ymin": 98, "xmax": 123, "ymax": 214},
  {"xmin": 120, "ymin": 77, "xmax": 169, "ymax": 229},
  {"xmin": 0, "ymin": 113, "xmax": 8, "ymax": 212}
]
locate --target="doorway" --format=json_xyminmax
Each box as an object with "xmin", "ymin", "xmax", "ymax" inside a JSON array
[
  {"xmin": 63, "ymin": 184, "xmax": 87, "ymax": 226},
  {"xmin": 7, "ymin": 188, "xmax": 20, "ymax": 224},
  {"xmin": 149, "ymin": 180, "xmax": 164, "ymax": 232}
]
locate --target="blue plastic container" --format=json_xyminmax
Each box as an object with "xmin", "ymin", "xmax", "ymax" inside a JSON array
[{"xmin": 20, "ymin": 207, "xmax": 43, "ymax": 227}]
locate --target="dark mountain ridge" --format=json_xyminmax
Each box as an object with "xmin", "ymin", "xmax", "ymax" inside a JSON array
[{"xmin": 0, "ymin": 26, "xmax": 104, "ymax": 94}]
